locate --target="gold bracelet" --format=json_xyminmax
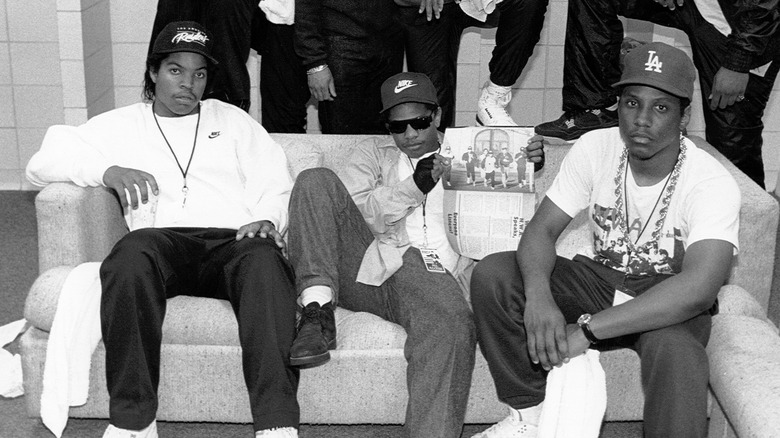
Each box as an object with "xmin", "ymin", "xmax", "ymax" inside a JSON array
[{"xmin": 307, "ymin": 64, "xmax": 328, "ymax": 75}]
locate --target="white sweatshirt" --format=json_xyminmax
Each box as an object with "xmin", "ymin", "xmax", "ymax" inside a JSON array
[{"xmin": 26, "ymin": 99, "xmax": 293, "ymax": 233}]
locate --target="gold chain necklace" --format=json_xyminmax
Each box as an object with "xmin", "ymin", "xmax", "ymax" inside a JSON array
[{"xmin": 612, "ymin": 134, "xmax": 687, "ymax": 257}]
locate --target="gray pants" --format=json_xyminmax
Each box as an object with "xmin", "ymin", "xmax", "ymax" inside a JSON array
[{"xmin": 288, "ymin": 168, "xmax": 476, "ymax": 438}]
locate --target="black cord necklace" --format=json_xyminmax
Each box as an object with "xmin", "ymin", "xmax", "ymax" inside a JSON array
[{"xmin": 152, "ymin": 103, "xmax": 201, "ymax": 207}]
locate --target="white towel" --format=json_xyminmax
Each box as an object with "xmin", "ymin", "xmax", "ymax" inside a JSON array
[
  {"xmin": 40, "ymin": 262, "xmax": 103, "ymax": 438},
  {"xmin": 538, "ymin": 350, "xmax": 607, "ymax": 438},
  {"xmin": 0, "ymin": 318, "xmax": 28, "ymax": 398},
  {"xmin": 458, "ymin": 0, "xmax": 502, "ymax": 22},
  {"xmin": 259, "ymin": 0, "xmax": 294, "ymax": 25}
]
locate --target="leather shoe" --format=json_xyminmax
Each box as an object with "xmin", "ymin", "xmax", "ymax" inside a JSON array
[{"xmin": 290, "ymin": 302, "xmax": 336, "ymax": 367}]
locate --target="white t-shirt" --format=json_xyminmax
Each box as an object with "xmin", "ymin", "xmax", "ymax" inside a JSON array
[
  {"xmin": 399, "ymin": 152, "xmax": 460, "ymax": 273},
  {"xmin": 546, "ymin": 128, "xmax": 740, "ymax": 276}
]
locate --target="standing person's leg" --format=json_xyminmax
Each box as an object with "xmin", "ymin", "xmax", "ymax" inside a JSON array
[
  {"xmin": 200, "ymin": 0, "xmax": 256, "ymax": 110},
  {"xmin": 201, "ymin": 229, "xmax": 300, "ymax": 432},
  {"xmin": 476, "ymin": 0, "xmax": 548, "ymax": 127},
  {"xmin": 338, "ymin": 248, "xmax": 475, "ymax": 438},
  {"xmin": 253, "ymin": 10, "xmax": 310, "ymax": 133},
  {"xmin": 399, "ymin": 2, "xmax": 466, "ymax": 130},
  {"xmin": 319, "ymin": 32, "xmax": 404, "ymax": 134},
  {"xmin": 470, "ymin": 253, "xmax": 613, "ymax": 434},
  {"xmin": 633, "ymin": 313, "xmax": 712, "ymax": 438},
  {"xmin": 99, "ymin": 228, "xmax": 203, "ymax": 431}
]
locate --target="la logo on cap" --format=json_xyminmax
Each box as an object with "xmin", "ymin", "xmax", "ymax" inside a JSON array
[
  {"xmin": 394, "ymin": 79, "xmax": 418, "ymax": 94},
  {"xmin": 644, "ymin": 50, "xmax": 663, "ymax": 73}
]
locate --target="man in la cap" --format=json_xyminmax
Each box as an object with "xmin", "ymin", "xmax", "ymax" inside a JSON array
[
  {"xmin": 27, "ymin": 21, "xmax": 300, "ymax": 438},
  {"xmin": 285, "ymin": 71, "xmax": 544, "ymax": 437},
  {"xmin": 534, "ymin": 0, "xmax": 780, "ymax": 188},
  {"xmin": 470, "ymin": 42, "xmax": 740, "ymax": 438}
]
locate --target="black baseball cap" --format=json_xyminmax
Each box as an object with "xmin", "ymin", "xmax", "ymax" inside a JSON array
[
  {"xmin": 380, "ymin": 72, "xmax": 439, "ymax": 113},
  {"xmin": 151, "ymin": 21, "xmax": 219, "ymax": 65},
  {"xmin": 612, "ymin": 42, "xmax": 694, "ymax": 100}
]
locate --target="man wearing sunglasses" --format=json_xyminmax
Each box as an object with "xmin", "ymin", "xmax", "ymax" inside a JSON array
[{"xmin": 286, "ymin": 72, "xmax": 545, "ymax": 437}]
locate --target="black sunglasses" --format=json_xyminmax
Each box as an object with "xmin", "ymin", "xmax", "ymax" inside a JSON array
[{"xmin": 386, "ymin": 114, "xmax": 434, "ymax": 134}]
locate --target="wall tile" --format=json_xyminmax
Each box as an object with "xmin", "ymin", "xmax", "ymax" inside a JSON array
[
  {"xmin": 64, "ymin": 107, "xmax": 88, "ymax": 125},
  {"xmin": 7, "ymin": 0, "xmax": 58, "ymax": 42},
  {"xmin": 58, "ymin": 11, "xmax": 84, "ymax": 60},
  {"xmin": 454, "ymin": 111, "xmax": 474, "ymax": 127},
  {"xmin": 0, "ymin": 43, "xmax": 10, "ymax": 84},
  {"xmin": 547, "ymin": 1, "xmax": 567, "ymax": 46},
  {"xmin": 87, "ymin": 88, "xmax": 114, "ymax": 118},
  {"xmin": 455, "ymin": 64, "xmax": 481, "ymax": 113},
  {"xmin": 57, "ymin": 0, "xmax": 82, "ymax": 12},
  {"xmin": 765, "ymin": 170, "xmax": 778, "ymax": 193},
  {"xmin": 306, "ymin": 103, "xmax": 321, "ymax": 134},
  {"xmin": 0, "ymin": 128, "xmax": 19, "ymax": 169},
  {"xmin": 514, "ymin": 48, "xmax": 546, "ymax": 89},
  {"xmin": 457, "ymin": 29, "xmax": 482, "ymax": 65},
  {"xmin": 81, "ymin": 0, "xmax": 104, "ymax": 11},
  {"xmin": 687, "ymin": 93, "xmax": 706, "ymax": 133},
  {"xmin": 114, "ymin": 86, "xmax": 144, "ymax": 108},
  {"xmin": 509, "ymin": 89, "xmax": 545, "ymax": 127},
  {"xmin": 82, "ymin": 0, "xmax": 110, "ymax": 59},
  {"xmin": 765, "ymin": 93, "xmax": 780, "ymax": 126},
  {"xmin": 17, "ymin": 128, "xmax": 47, "ymax": 167},
  {"xmin": 84, "ymin": 45, "xmax": 113, "ymax": 106},
  {"xmin": 542, "ymin": 88, "xmax": 563, "ymax": 121},
  {"xmin": 0, "ymin": 0, "xmax": 8, "ymax": 41},
  {"xmin": 20, "ymin": 175, "xmax": 42, "ymax": 191},
  {"xmin": 110, "ymin": 0, "xmax": 156, "ymax": 43},
  {"xmin": 0, "ymin": 86, "xmax": 14, "ymax": 127},
  {"xmin": 0, "ymin": 170, "xmax": 22, "ymax": 190},
  {"xmin": 545, "ymin": 45, "xmax": 564, "ymax": 89},
  {"xmin": 10, "ymin": 43, "xmax": 62, "ymax": 85},
  {"xmin": 61, "ymin": 59, "xmax": 87, "ymax": 107},
  {"xmin": 112, "ymin": 43, "xmax": 147, "ymax": 86},
  {"xmin": 13, "ymin": 86, "xmax": 65, "ymax": 128}
]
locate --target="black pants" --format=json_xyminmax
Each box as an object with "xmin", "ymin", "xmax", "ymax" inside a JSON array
[
  {"xmin": 317, "ymin": 32, "xmax": 405, "ymax": 134},
  {"xmin": 100, "ymin": 228, "xmax": 300, "ymax": 432},
  {"xmin": 561, "ymin": 0, "xmax": 780, "ymax": 187},
  {"xmin": 398, "ymin": 0, "xmax": 548, "ymax": 129},
  {"xmin": 471, "ymin": 252, "xmax": 712, "ymax": 438}
]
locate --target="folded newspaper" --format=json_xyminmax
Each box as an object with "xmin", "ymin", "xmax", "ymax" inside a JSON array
[{"xmin": 441, "ymin": 126, "xmax": 537, "ymax": 260}]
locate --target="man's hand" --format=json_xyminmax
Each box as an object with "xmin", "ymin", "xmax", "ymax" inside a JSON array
[
  {"xmin": 431, "ymin": 152, "xmax": 451, "ymax": 182},
  {"xmin": 103, "ymin": 165, "xmax": 159, "ymax": 210},
  {"xmin": 308, "ymin": 68, "xmax": 336, "ymax": 102},
  {"xmin": 236, "ymin": 220, "xmax": 285, "ymax": 249},
  {"xmin": 524, "ymin": 293, "xmax": 569, "ymax": 371},
  {"xmin": 419, "ymin": 0, "xmax": 444, "ymax": 20},
  {"xmin": 709, "ymin": 67, "xmax": 749, "ymax": 110},
  {"xmin": 652, "ymin": 0, "xmax": 684, "ymax": 10},
  {"xmin": 525, "ymin": 134, "xmax": 546, "ymax": 172},
  {"xmin": 413, "ymin": 154, "xmax": 438, "ymax": 194}
]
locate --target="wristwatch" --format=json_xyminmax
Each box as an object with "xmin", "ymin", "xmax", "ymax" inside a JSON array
[{"xmin": 577, "ymin": 313, "xmax": 600, "ymax": 344}]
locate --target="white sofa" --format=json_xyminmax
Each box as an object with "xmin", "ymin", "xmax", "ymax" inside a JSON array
[{"xmin": 21, "ymin": 134, "xmax": 780, "ymax": 437}]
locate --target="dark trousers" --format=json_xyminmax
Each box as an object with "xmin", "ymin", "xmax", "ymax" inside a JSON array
[
  {"xmin": 561, "ymin": 0, "xmax": 780, "ymax": 187},
  {"xmin": 150, "ymin": 0, "xmax": 256, "ymax": 109},
  {"xmin": 100, "ymin": 228, "xmax": 300, "ymax": 432},
  {"xmin": 318, "ymin": 33, "xmax": 405, "ymax": 134},
  {"xmin": 251, "ymin": 12, "xmax": 310, "ymax": 133},
  {"xmin": 471, "ymin": 252, "xmax": 712, "ymax": 438},
  {"xmin": 287, "ymin": 169, "xmax": 476, "ymax": 437},
  {"xmin": 398, "ymin": 0, "xmax": 548, "ymax": 129}
]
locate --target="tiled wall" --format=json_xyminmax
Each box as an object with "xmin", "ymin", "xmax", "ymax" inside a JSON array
[{"xmin": 2, "ymin": 0, "xmax": 779, "ymax": 190}]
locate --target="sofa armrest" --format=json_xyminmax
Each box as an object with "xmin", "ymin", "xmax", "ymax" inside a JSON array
[
  {"xmin": 707, "ymin": 313, "xmax": 780, "ymax": 438},
  {"xmin": 36, "ymin": 183, "xmax": 127, "ymax": 273}
]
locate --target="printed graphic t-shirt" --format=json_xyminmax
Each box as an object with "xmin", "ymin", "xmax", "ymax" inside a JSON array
[{"xmin": 546, "ymin": 128, "xmax": 740, "ymax": 276}]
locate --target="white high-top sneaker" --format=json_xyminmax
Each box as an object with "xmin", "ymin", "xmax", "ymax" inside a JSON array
[
  {"xmin": 255, "ymin": 427, "xmax": 298, "ymax": 437},
  {"xmin": 102, "ymin": 420, "xmax": 158, "ymax": 438},
  {"xmin": 477, "ymin": 81, "xmax": 518, "ymax": 126}
]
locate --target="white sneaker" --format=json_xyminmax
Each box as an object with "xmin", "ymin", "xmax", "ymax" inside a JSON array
[
  {"xmin": 471, "ymin": 408, "xmax": 538, "ymax": 438},
  {"xmin": 255, "ymin": 427, "xmax": 298, "ymax": 437},
  {"xmin": 102, "ymin": 420, "xmax": 158, "ymax": 438},
  {"xmin": 477, "ymin": 81, "xmax": 518, "ymax": 126}
]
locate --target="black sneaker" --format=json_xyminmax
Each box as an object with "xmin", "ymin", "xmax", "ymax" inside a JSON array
[
  {"xmin": 289, "ymin": 302, "xmax": 337, "ymax": 368},
  {"xmin": 534, "ymin": 108, "xmax": 618, "ymax": 141}
]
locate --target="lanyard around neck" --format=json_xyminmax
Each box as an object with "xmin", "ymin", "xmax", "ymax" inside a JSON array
[{"xmin": 152, "ymin": 104, "xmax": 201, "ymax": 207}]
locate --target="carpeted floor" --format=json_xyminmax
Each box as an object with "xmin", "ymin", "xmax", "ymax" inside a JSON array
[{"xmin": 0, "ymin": 191, "xmax": 648, "ymax": 437}]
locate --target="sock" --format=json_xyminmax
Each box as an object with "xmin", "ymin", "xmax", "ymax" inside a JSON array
[
  {"xmin": 517, "ymin": 402, "xmax": 543, "ymax": 425},
  {"xmin": 486, "ymin": 80, "xmax": 512, "ymax": 94},
  {"xmin": 300, "ymin": 285, "xmax": 333, "ymax": 307}
]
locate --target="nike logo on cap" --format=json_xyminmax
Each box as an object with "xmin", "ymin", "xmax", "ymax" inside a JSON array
[{"xmin": 394, "ymin": 80, "xmax": 417, "ymax": 94}]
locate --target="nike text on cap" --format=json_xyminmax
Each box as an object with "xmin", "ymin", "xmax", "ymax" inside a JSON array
[
  {"xmin": 151, "ymin": 21, "xmax": 219, "ymax": 65},
  {"xmin": 612, "ymin": 41, "xmax": 695, "ymax": 100},
  {"xmin": 380, "ymin": 72, "xmax": 439, "ymax": 113}
]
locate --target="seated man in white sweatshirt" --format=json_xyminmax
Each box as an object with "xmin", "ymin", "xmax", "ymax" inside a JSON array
[{"xmin": 26, "ymin": 21, "xmax": 299, "ymax": 438}]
